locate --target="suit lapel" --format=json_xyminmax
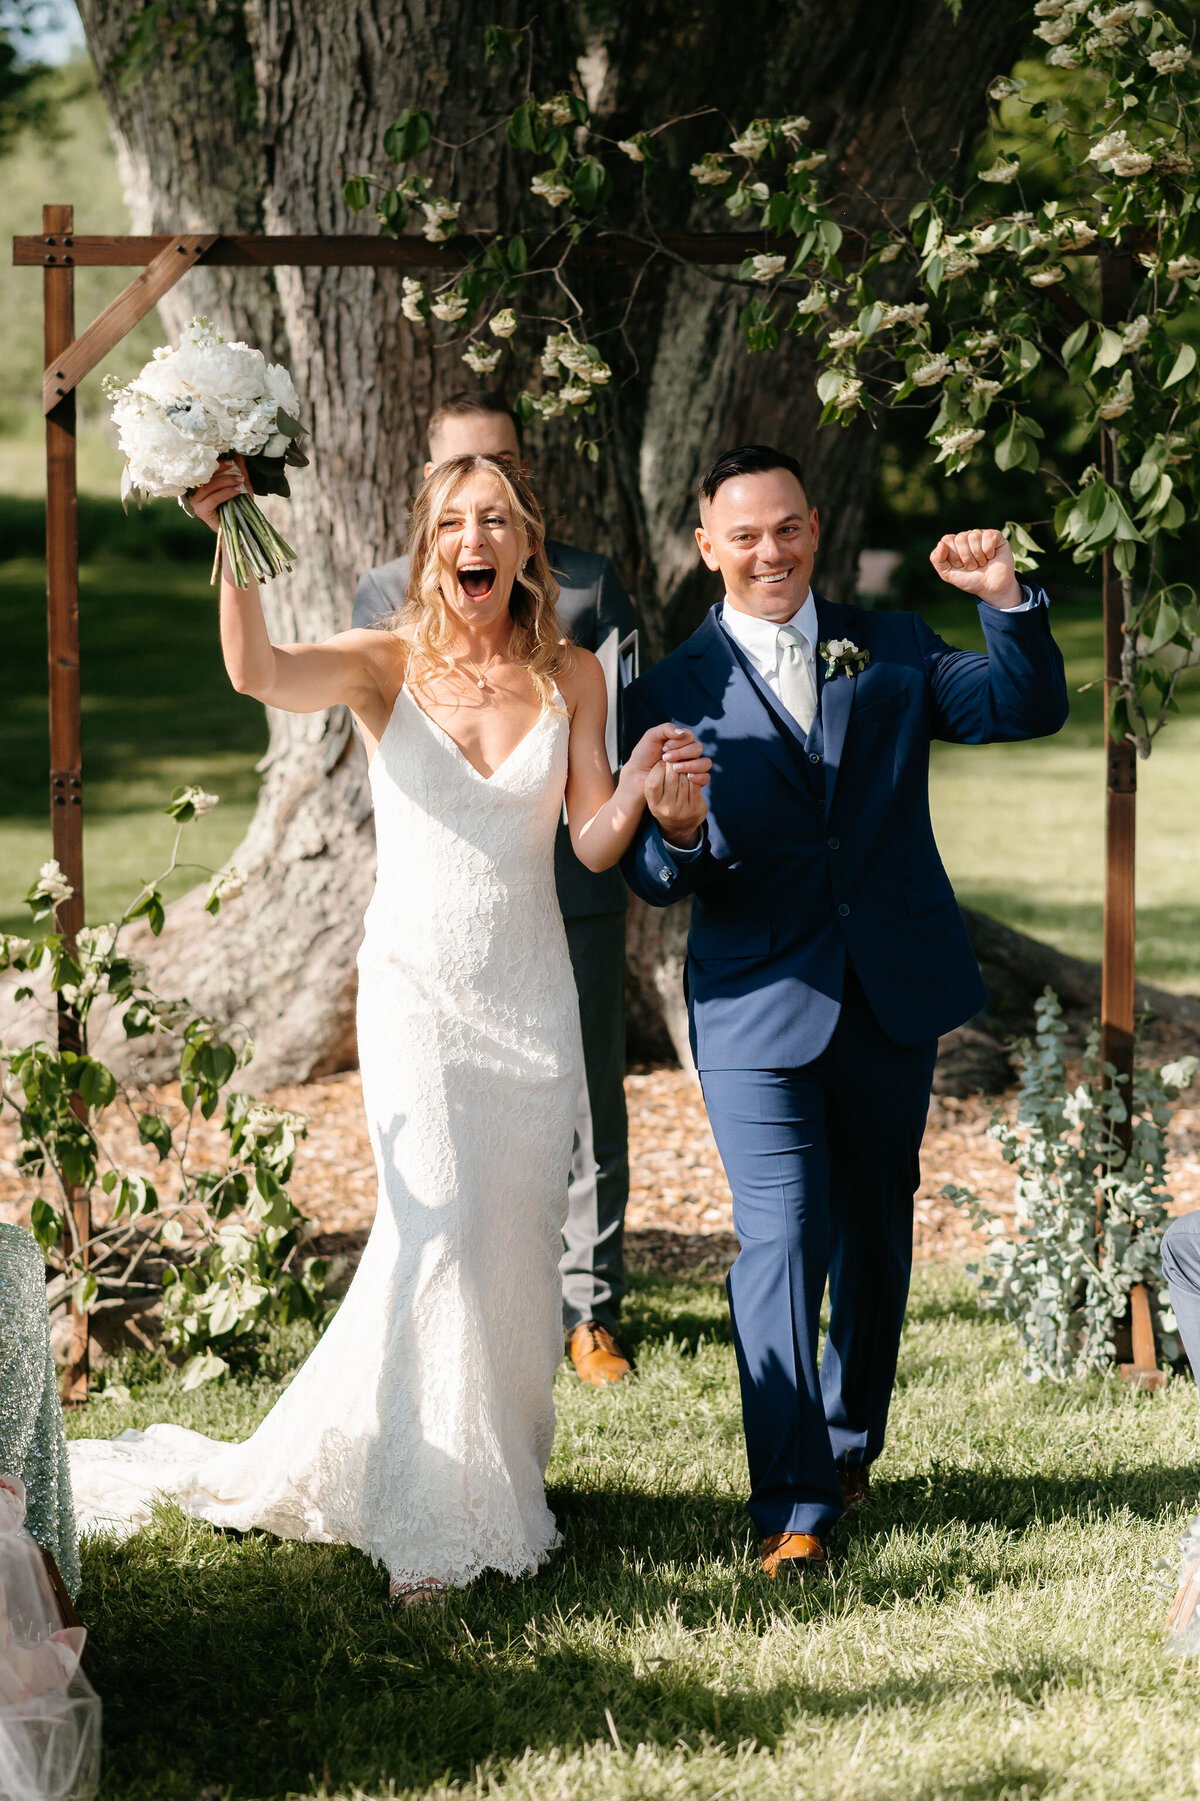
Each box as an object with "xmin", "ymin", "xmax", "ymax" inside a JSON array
[
  {"xmin": 686, "ymin": 607, "xmax": 813, "ymax": 802},
  {"xmin": 814, "ymin": 595, "xmax": 860, "ymax": 817}
]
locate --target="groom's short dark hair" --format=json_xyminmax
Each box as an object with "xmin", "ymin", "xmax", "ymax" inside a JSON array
[
  {"xmin": 428, "ymin": 389, "xmax": 525, "ymax": 450},
  {"xmin": 699, "ymin": 445, "xmax": 808, "ymax": 509}
]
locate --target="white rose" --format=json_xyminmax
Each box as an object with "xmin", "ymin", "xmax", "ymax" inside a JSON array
[{"xmin": 34, "ymin": 860, "xmax": 73, "ymax": 905}]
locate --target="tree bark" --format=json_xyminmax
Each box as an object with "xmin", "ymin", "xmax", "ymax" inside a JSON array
[{"xmin": 72, "ymin": 0, "xmax": 1029, "ymax": 1085}]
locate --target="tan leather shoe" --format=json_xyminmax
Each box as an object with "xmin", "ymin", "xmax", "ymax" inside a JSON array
[
  {"xmin": 759, "ymin": 1531, "xmax": 828, "ymax": 1579},
  {"xmin": 568, "ymin": 1322, "xmax": 632, "ymax": 1385}
]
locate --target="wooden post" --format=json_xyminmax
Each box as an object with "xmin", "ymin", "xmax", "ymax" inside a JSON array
[
  {"xmin": 1097, "ymin": 243, "xmax": 1164, "ymax": 1389},
  {"xmin": 42, "ymin": 202, "xmax": 90, "ymax": 1404}
]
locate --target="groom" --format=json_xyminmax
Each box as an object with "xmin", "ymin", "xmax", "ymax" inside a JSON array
[{"xmin": 623, "ymin": 445, "xmax": 1068, "ymax": 1576}]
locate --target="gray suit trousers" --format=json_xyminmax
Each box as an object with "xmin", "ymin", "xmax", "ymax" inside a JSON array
[
  {"xmin": 1163, "ymin": 1211, "xmax": 1200, "ymax": 1389},
  {"xmin": 560, "ymin": 912, "xmax": 630, "ymax": 1333}
]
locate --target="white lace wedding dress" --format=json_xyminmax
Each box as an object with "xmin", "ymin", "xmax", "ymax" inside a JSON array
[{"xmin": 69, "ymin": 684, "xmax": 583, "ymax": 1589}]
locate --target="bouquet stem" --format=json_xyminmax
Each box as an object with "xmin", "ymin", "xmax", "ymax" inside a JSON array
[{"xmin": 213, "ymin": 494, "xmax": 298, "ymax": 588}]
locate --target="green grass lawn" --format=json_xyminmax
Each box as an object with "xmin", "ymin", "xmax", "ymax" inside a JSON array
[
  {"xmin": 69, "ymin": 1264, "xmax": 1200, "ymax": 1801},
  {"xmin": 0, "ymin": 538, "xmax": 266, "ymax": 933}
]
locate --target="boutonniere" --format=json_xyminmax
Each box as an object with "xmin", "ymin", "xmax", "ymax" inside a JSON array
[{"xmin": 819, "ymin": 638, "xmax": 870, "ymax": 681}]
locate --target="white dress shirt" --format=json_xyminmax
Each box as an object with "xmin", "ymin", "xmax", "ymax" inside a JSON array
[{"xmin": 720, "ymin": 590, "xmax": 819, "ymax": 724}]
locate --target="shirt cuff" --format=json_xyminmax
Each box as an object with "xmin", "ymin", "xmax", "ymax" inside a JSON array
[
  {"xmin": 663, "ymin": 835, "xmax": 704, "ymax": 859},
  {"xmin": 1007, "ymin": 581, "xmax": 1046, "ymax": 613}
]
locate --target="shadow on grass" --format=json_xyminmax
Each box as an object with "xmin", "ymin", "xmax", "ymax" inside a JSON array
[{"xmin": 83, "ymin": 1456, "xmax": 1193, "ymax": 1799}]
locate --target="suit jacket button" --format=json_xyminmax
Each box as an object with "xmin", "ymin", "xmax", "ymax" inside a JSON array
[
  {"xmin": 837, "ymin": 902, "xmax": 850, "ymax": 918},
  {"xmin": 827, "ymin": 836, "xmax": 840, "ymax": 850},
  {"xmin": 659, "ymin": 870, "xmax": 670, "ymax": 883},
  {"xmin": 808, "ymin": 752, "xmax": 820, "ymax": 764}
]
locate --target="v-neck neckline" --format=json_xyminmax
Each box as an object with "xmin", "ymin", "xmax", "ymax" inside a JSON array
[{"xmin": 400, "ymin": 683, "xmax": 551, "ymax": 783}]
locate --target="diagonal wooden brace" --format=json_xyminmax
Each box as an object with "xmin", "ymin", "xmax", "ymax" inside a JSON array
[{"xmin": 42, "ymin": 233, "xmax": 216, "ymax": 413}]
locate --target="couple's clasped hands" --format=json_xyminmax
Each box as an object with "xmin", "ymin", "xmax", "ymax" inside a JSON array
[{"xmin": 625, "ymin": 722, "xmax": 710, "ymax": 850}]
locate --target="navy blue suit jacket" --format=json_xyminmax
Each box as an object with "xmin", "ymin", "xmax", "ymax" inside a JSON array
[{"xmin": 621, "ymin": 592, "xmax": 1069, "ymax": 1070}]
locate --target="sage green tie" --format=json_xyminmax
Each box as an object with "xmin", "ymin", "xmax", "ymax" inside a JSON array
[{"xmin": 776, "ymin": 623, "xmax": 817, "ymax": 735}]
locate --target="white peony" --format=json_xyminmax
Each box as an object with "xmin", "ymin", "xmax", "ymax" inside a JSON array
[
  {"xmin": 265, "ymin": 362, "xmax": 301, "ymax": 418},
  {"xmin": 113, "ymin": 396, "xmax": 221, "ymax": 497}
]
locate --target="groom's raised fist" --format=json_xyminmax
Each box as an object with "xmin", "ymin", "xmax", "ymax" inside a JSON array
[{"xmin": 929, "ymin": 529, "xmax": 1023, "ymax": 610}]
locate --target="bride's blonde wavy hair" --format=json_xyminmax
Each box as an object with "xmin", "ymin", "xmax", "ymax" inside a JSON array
[{"xmin": 398, "ymin": 453, "xmax": 568, "ymax": 706}]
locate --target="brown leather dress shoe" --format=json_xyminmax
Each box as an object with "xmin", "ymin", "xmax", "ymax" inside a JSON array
[
  {"xmin": 759, "ymin": 1530, "xmax": 828, "ymax": 1579},
  {"xmin": 568, "ymin": 1322, "xmax": 632, "ymax": 1385},
  {"xmin": 837, "ymin": 1462, "xmax": 871, "ymax": 1513}
]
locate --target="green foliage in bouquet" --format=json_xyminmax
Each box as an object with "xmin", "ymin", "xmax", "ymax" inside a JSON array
[
  {"xmin": 0, "ymin": 791, "xmax": 331, "ymax": 1388},
  {"xmin": 945, "ymin": 989, "xmax": 1196, "ymax": 1383}
]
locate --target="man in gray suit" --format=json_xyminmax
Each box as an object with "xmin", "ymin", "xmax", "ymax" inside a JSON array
[{"xmin": 353, "ymin": 391, "xmax": 641, "ymax": 1384}]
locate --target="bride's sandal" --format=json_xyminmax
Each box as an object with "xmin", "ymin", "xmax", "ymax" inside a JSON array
[{"xmin": 389, "ymin": 1575, "xmax": 448, "ymax": 1607}]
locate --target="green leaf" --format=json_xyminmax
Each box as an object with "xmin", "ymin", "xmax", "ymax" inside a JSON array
[
  {"xmin": 995, "ymin": 422, "xmax": 1032, "ymax": 472},
  {"xmin": 1003, "ymin": 521, "xmax": 1041, "ymax": 573},
  {"xmin": 375, "ymin": 190, "xmax": 408, "ymax": 234},
  {"xmin": 1062, "ymin": 322, "xmax": 1090, "ymax": 365},
  {"xmin": 78, "ymin": 1059, "xmax": 116, "ymax": 1112},
  {"xmin": 383, "ymin": 107, "xmax": 432, "ymax": 164},
  {"xmin": 138, "ymin": 1112, "xmax": 174, "ymax": 1161},
  {"xmin": 1164, "ymin": 341, "xmax": 1196, "ymax": 389},
  {"xmin": 816, "ymin": 369, "xmax": 844, "ymax": 404},
  {"xmin": 817, "ymin": 219, "xmax": 843, "ymax": 260},
  {"xmin": 506, "ymin": 234, "xmax": 528, "ymax": 275},
  {"xmin": 484, "ymin": 23, "xmax": 523, "ymax": 63},
  {"xmin": 571, "ymin": 156, "xmax": 610, "ymax": 214},
  {"xmin": 507, "ymin": 102, "xmax": 542, "ymax": 154},
  {"xmin": 342, "ymin": 176, "xmax": 370, "ymax": 214},
  {"xmin": 1092, "ymin": 326, "xmax": 1124, "ymax": 373}
]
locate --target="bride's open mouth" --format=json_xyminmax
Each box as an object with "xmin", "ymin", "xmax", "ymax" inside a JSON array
[{"xmin": 457, "ymin": 562, "xmax": 497, "ymax": 600}]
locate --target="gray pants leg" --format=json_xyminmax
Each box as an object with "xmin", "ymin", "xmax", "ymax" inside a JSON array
[
  {"xmin": 1163, "ymin": 1212, "xmax": 1200, "ymax": 1391},
  {"xmin": 560, "ymin": 911, "xmax": 630, "ymax": 1334}
]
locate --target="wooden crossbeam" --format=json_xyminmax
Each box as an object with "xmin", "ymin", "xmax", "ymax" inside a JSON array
[
  {"xmin": 17, "ymin": 230, "xmax": 798, "ymax": 271},
  {"xmin": 14, "ymin": 229, "xmax": 1119, "ymax": 273},
  {"xmin": 42, "ymin": 234, "xmax": 216, "ymax": 411}
]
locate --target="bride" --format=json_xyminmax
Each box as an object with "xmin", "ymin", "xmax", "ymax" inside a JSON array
[{"xmin": 69, "ymin": 451, "xmax": 710, "ymax": 1604}]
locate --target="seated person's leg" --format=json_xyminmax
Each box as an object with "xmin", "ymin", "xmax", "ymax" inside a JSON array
[{"xmin": 1162, "ymin": 1212, "xmax": 1200, "ymax": 1391}]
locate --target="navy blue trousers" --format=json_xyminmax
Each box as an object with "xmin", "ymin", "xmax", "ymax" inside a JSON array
[{"xmin": 701, "ymin": 972, "xmax": 938, "ymax": 1538}]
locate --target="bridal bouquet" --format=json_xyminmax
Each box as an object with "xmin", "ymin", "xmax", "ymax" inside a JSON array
[{"xmin": 105, "ymin": 317, "xmax": 309, "ymax": 587}]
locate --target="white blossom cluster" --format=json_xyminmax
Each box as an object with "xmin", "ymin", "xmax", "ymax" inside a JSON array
[{"xmin": 106, "ymin": 319, "xmax": 302, "ymax": 501}]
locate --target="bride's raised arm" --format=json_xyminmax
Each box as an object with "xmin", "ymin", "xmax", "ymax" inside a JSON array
[
  {"xmin": 192, "ymin": 459, "xmax": 390, "ymax": 724},
  {"xmin": 560, "ymin": 649, "xmax": 710, "ymax": 873}
]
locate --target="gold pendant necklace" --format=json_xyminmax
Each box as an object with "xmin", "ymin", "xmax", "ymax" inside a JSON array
[{"xmin": 462, "ymin": 651, "xmax": 498, "ymax": 691}]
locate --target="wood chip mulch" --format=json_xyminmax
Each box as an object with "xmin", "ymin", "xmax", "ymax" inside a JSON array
[{"xmin": 4, "ymin": 1065, "xmax": 1199, "ymax": 1291}]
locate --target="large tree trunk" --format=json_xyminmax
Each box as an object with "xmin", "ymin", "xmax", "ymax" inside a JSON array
[{"xmin": 76, "ymin": 0, "xmax": 1028, "ymax": 1085}]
